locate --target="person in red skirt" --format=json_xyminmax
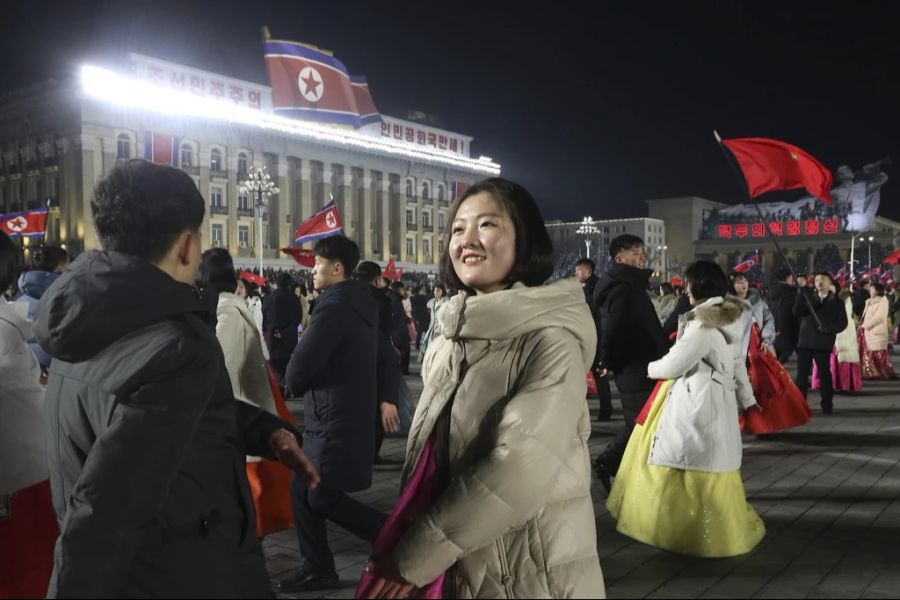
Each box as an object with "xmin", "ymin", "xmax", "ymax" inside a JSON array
[
  {"xmin": 729, "ymin": 271, "xmax": 811, "ymax": 434},
  {"xmin": 0, "ymin": 231, "xmax": 58, "ymax": 599}
]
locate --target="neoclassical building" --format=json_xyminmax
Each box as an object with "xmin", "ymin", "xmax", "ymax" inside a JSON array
[{"xmin": 0, "ymin": 53, "xmax": 500, "ymax": 270}]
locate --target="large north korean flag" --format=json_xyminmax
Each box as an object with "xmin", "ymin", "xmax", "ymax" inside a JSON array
[{"xmin": 265, "ymin": 40, "xmax": 368, "ymax": 127}]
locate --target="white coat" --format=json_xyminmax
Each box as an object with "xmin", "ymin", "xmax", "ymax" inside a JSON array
[
  {"xmin": 0, "ymin": 299, "xmax": 47, "ymax": 495},
  {"xmin": 647, "ymin": 296, "xmax": 755, "ymax": 473}
]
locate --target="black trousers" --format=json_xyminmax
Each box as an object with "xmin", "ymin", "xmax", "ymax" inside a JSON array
[
  {"xmin": 291, "ymin": 476, "xmax": 387, "ymax": 575},
  {"xmin": 774, "ymin": 334, "xmax": 795, "ymax": 364},
  {"xmin": 795, "ymin": 348, "xmax": 833, "ymax": 409},
  {"xmin": 592, "ymin": 368, "xmax": 613, "ymax": 419},
  {"xmin": 598, "ymin": 383, "xmax": 655, "ymax": 475}
]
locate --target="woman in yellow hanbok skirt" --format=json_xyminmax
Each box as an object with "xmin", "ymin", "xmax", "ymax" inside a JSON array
[{"xmin": 607, "ymin": 261, "xmax": 765, "ymax": 558}]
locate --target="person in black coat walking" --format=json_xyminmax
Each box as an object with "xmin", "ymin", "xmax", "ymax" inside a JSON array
[
  {"xmin": 263, "ymin": 271, "xmax": 303, "ymax": 386},
  {"xmin": 592, "ymin": 235, "xmax": 669, "ymax": 491},
  {"xmin": 576, "ymin": 257, "xmax": 612, "ymax": 421},
  {"xmin": 410, "ymin": 285, "xmax": 430, "ymax": 350},
  {"xmin": 769, "ymin": 268, "xmax": 800, "ymax": 364},
  {"xmin": 279, "ymin": 236, "xmax": 387, "ymax": 594},
  {"xmin": 386, "ymin": 281, "xmax": 412, "ymax": 374},
  {"xmin": 353, "ymin": 260, "xmax": 402, "ymax": 462},
  {"xmin": 793, "ymin": 272, "xmax": 849, "ymax": 414},
  {"xmin": 36, "ymin": 160, "xmax": 319, "ymax": 598}
]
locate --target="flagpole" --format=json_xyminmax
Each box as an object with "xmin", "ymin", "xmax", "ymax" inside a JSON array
[{"xmin": 713, "ymin": 130, "xmax": 824, "ymax": 330}]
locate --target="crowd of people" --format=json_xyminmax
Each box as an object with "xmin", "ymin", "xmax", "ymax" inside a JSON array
[{"xmin": 1, "ymin": 157, "xmax": 898, "ymax": 599}]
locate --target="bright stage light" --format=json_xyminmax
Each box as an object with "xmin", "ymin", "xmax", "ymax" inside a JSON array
[{"xmin": 79, "ymin": 65, "xmax": 501, "ymax": 175}]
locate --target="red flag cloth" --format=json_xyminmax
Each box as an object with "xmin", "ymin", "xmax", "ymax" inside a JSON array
[
  {"xmin": 0, "ymin": 208, "xmax": 48, "ymax": 238},
  {"xmin": 882, "ymin": 249, "xmax": 900, "ymax": 266},
  {"xmin": 238, "ymin": 270, "xmax": 267, "ymax": 286},
  {"xmin": 294, "ymin": 200, "xmax": 343, "ymax": 245},
  {"xmin": 383, "ymin": 258, "xmax": 396, "ymax": 281},
  {"xmin": 144, "ymin": 132, "xmax": 179, "ymax": 166},
  {"xmin": 722, "ymin": 137, "xmax": 833, "ymax": 204},
  {"xmin": 392, "ymin": 267, "xmax": 404, "ymax": 283},
  {"xmin": 669, "ymin": 276, "xmax": 683, "ymax": 287},
  {"xmin": 280, "ymin": 247, "xmax": 316, "ymax": 267},
  {"xmin": 733, "ymin": 254, "xmax": 761, "ymax": 273}
]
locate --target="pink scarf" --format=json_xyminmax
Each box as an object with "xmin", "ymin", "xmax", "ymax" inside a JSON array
[{"xmin": 355, "ymin": 437, "xmax": 445, "ymax": 599}]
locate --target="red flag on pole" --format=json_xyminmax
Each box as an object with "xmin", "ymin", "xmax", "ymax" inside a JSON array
[
  {"xmin": 733, "ymin": 253, "xmax": 761, "ymax": 273},
  {"xmin": 382, "ymin": 258, "xmax": 396, "ymax": 281},
  {"xmin": 294, "ymin": 200, "xmax": 344, "ymax": 245},
  {"xmin": 392, "ymin": 267, "xmax": 404, "ymax": 283},
  {"xmin": 280, "ymin": 247, "xmax": 316, "ymax": 267},
  {"xmin": 721, "ymin": 137, "xmax": 833, "ymax": 204}
]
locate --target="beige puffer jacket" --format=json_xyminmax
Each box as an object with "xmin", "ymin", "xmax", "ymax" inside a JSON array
[{"xmin": 390, "ymin": 279, "xmax": 605, "ymax": 599}]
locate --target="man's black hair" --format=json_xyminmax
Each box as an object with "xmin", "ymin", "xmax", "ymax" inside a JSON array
[
  {"xmin": 353, "ymin": 260, "xmax": 382, "ymax": 284},
  {"xmin": 576, "ymin": 258, "xmax": 596, "ymax": 272},
  {"xmin": 92, "ymin": 159, "xmax": 205, "ymax": 263},
  {"xmin": 313, "ymin": 235, "xmax": 360, "ymax": 276},
  {"xmin": 608, "ymin": 234, "xmax": 644, "ymax": 259}
]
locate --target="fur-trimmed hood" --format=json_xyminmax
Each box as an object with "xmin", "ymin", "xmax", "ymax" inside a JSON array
[{"xmin": 681, "ymin": 296, "xmax": 745, "ymax": 344}]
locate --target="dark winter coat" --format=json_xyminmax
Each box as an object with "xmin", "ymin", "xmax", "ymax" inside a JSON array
[
  {"xmin": 262, "ymin": 287, "xmax": 302, "ymax": 360},
  {"xmin": 793, "ymin": 289, "xmax": 849, "ymax": 352},
  {"xmin": 386, "ymin": 289, "xmax": 410, "ymax": 348},
  {"xmin": 286, "ymin": 279, "xmax": 378, "ymax": 492},
  {"xmin": 36, "ymin": 251, "xmax": 289, "ymax": 598},
  {"xmin": 768, "ymin": 282, "xmax": 799, "ymax": 345},
  {"xmin": 581, "ymin": 272, "xmax": 600, "ymax": 304},
  {"xmin": 411, "ymin": 294, "xmax": 430, "ymax": 333},
  {"xmin": 372, "ymin": 286, "xmax": 401, "ymax": 406},
  {"xmin": 593, "ymin": 263, "xmax": 668, "ymax": 392}
]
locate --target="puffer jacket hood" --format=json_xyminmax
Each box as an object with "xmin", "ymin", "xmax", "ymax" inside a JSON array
[
  {"xmin": 439, "ymin": 278, "xmax": 595, "ymax": 371},
  {"xmin": 687, "ymin": 295, "xmax": 745, "ymax": 345},
  {"xmin": 17, "ymin": 270, "xmax": 61, "ymax": 301},
  {"xmin": 36, "ymin": 251, "xmax": 208, "ymax": 363}
]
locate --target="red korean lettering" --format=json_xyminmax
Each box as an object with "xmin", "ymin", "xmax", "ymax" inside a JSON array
[
  {"xmin": 381, "ymin": 122, "xmax": 390, "ymax": 136},
  {"xmin": 752, "ymin": 222, "xmax": 765, "ymax": 237},
  {"xmin": 427, "ymin": 133, "xmax": 437, "ymax": 146},
  {"xmin": 438, "ymin": 135, "xmax": 448, "ymax": 149},
  {"xmin": 735, "ymin": 223, "xmax": 749, "ymax": 238},
  {"xmin": 393, "ymin": 124, "xmax": 403, "ymax": 139},
  {"xmin": 229, "ymin": 86, "xmax": 244, "ymax": 104},
  {"xmin": 823, "ymin": 218, "xmax": 839, "ymax": 234},
  {"xmin": 247, "ymin": 90, "xmax": 261, "ymax": 109},
  {"xmin": 787, "ymin": 220, "xmax": 801, "ymax": 236},
  {"xmin": 718, "ymin": 224, "xmax": 732, "ymax": 238},
  {"xmin": 804, "ymin": 219, "xmax": 819, "ymax": 235},
  {"xmin": 449, "ymin": 139, "xmax": 458, "ymax": 152},
  {"xmin": 405, "ymin": 127, "xmax": 415, "ymax": 142},
  {"xmin": 768, "ymin": 222, "xmax": 783, "ymax": 236},
  {"xmin": 417, "ymin": 131, "xmax": 426, "ymax": 145},
  {"xmin": 210, "ymin": 81, "xmax": 225, "ymax": 99}
]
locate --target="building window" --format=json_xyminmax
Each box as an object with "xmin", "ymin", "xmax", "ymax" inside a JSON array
[
  {"xmin": 405, "ymin": 179, "xmax": 414, "ymax": 198},
  {"xmin": 211, "ymin": 223, "xmax": 224, "ymax": 247},
  {"xmin": 421, "ymin": 182, "xmax": 430, "ymax": 200},
  {"xmin": 437, "ymin": 185, "xmax": 445, "ymax": 203},
  {"xmin": 238, "ymin": 193, "xmax": 250, "ymax": 211},
  {"xmin": 238, "ymin": 225, "xmax": 250, "ymax": 248},
  {"xmin": 423, "ymin": 238, "xmax": 431, "ymax": 257},
  {"xmin": 406, "ymin": 208, "xmax": 415, "ymax": 226},
  {"xmin": 237, "ymin": 153, "xmax": 249, "ymax": 177},
  {"xmin": 211, "ymin": 187, "xmax": 224, "ymax": 207},
  {"xmin": 210, "ymin": 149, "xmax": 223, "ymax": 171},
  {"xmin": 406, "ymin": 238, "xmax": 415, "ymax": 256},
  {"xmin": 438, "ymin": 213, "xmax": 445, "ymax": 231},
  {"xmin": 116, "ymin": 134, "xmax": 131, "ymax": 159},
  {"xmin": 423, "ymin": 210, "xmax": 431, "ymax": 228},
  {"xmin": 180, "ymin": 144, "xmax": 194, "ymax": 167}
]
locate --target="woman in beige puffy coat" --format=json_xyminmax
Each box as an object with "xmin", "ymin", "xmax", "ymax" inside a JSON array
[
  {"xmin": 366, "ymin": 179, "xmax": 605, "ymax": 599},
  {"xmin": 859, "ymin": 283, "xmax": 896, "ymax": 379}
]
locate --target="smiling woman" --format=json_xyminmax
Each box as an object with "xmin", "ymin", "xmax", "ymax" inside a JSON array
[{"xmin": 361, "ymin": 178, "xmax": 606, "ymax": 599}]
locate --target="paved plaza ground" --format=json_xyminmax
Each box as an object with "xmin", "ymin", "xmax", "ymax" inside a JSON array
[{"xmin": 269, "ymin": 354, "xmax": 900, "ymax": 599}]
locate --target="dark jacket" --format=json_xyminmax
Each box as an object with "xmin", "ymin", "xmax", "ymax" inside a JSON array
[
  {"xmin": 793, "ymin": 289, "xmax": 849, "ymax": 352},
  {"xmin": 36, "ymin": 251, "xmax": 288, "ymax": 598},
  {"xmin": 262, "ymin": 287, "xmax": 302, "ymax": 360},
  {"xmin": 581, "ymin": 272, "xmax": 599, "ymax": 304},
  {"xmin": 286, "ymin": 279, "xmax": 378, "ymax": 492},
  {"xmin": 373, "ymin": 286, "xmax": 401, "ymax": 406},
  {"xmin": 769, "ymin": 282, "xmax": 799, "ymax": 344},
  {"xmin": 15, "ymin": 269, "xmax": 60, "ymax": 371},
  {"xmin": 593, "ymin": 263, "xmax": 668, "ymax": 391},
  {"xmin": 411, "ymin": 294, "xmax": 430, "ymax": 331},
  {"xmin": 852, "ymin": 287, "xmax": 869, "ymax": 319},
  {"xmin": 385, "ymin": 289, "xmax": 410, "ymax": 347}
]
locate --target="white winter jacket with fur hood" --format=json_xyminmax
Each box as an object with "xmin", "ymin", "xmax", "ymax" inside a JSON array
[
  {"xmin": 647, "ymin": 296, "xmax": 755, "ymax": 473},
  {"xmin": 391, "ymin": 279, "xmax": 605, "ymax": 599}
]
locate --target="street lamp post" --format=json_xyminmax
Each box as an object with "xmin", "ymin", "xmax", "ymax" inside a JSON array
[
  {"xmin": 239, "ymin": 166, "xmax": 279, "ymax": 275},
  {"xmin": 657, "ymin": 245, "xmax": 668, "ymax": 280},
  {"xmin": 576, "ymin": 216, "xmax": 599, "ymax": 260},
  {"xmin": 866, "ymin": 235, "xmax": 875, "ymax": 269}
]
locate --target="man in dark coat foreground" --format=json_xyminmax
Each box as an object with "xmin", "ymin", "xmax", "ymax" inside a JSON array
[
  {"xmin": 262, "ymin": 271, "xmax": 303, "ymax": 385},
  {"xmin": 280, "ymin": 236, "xmax": 387, "ymax": 594},
  {"xmin": 37, "ymin": 160, "xmax": 319, "ymax": 598},
  {"xmin": 769, "ymin": 267, "xmax": 800, "ymax": 364}
]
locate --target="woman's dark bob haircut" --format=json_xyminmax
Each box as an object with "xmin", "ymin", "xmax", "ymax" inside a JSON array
[
  {"xmin": 197, "ymin": 247, "xmax": 238, "ymax": 300},
  {"xmin": 439, "ymin": 178, "xmax": 554, "ymax": 293},
  {"xmin": 684, "ymin": 260, "xmax": 729, "ymax": 302}
]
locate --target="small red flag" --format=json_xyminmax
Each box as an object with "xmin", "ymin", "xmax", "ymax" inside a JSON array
[
  {"xmin": 280, "ymin": 247, "xmax": 316, "ymax": 268},
  {"xmin": 392, "ymin": 267, "xmax": 404, "ymax": 283},
  {"xmin": 382, "ymin": 258, "xmax": 396, "ymax": 281},
  {"xmin": 722, "ymin": 137, "xmax": 833, "ymax": 204},
  {"xmin": 238, "ymin": 270, "xmax": 267, "ymax": 286}
]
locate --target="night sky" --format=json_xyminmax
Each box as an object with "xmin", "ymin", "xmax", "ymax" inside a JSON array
[{"xmin": 4, "ymin": 1, "xmax": 899, "ymax": 221}]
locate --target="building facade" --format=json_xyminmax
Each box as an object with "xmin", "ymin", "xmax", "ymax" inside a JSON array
[
  {"xmin": 546, "ymin": 217, "xmax": 668, "ymax": 278},
  {"xmin": 0, "ymin": 54, "xmax": 500, "ymax": 270}
]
